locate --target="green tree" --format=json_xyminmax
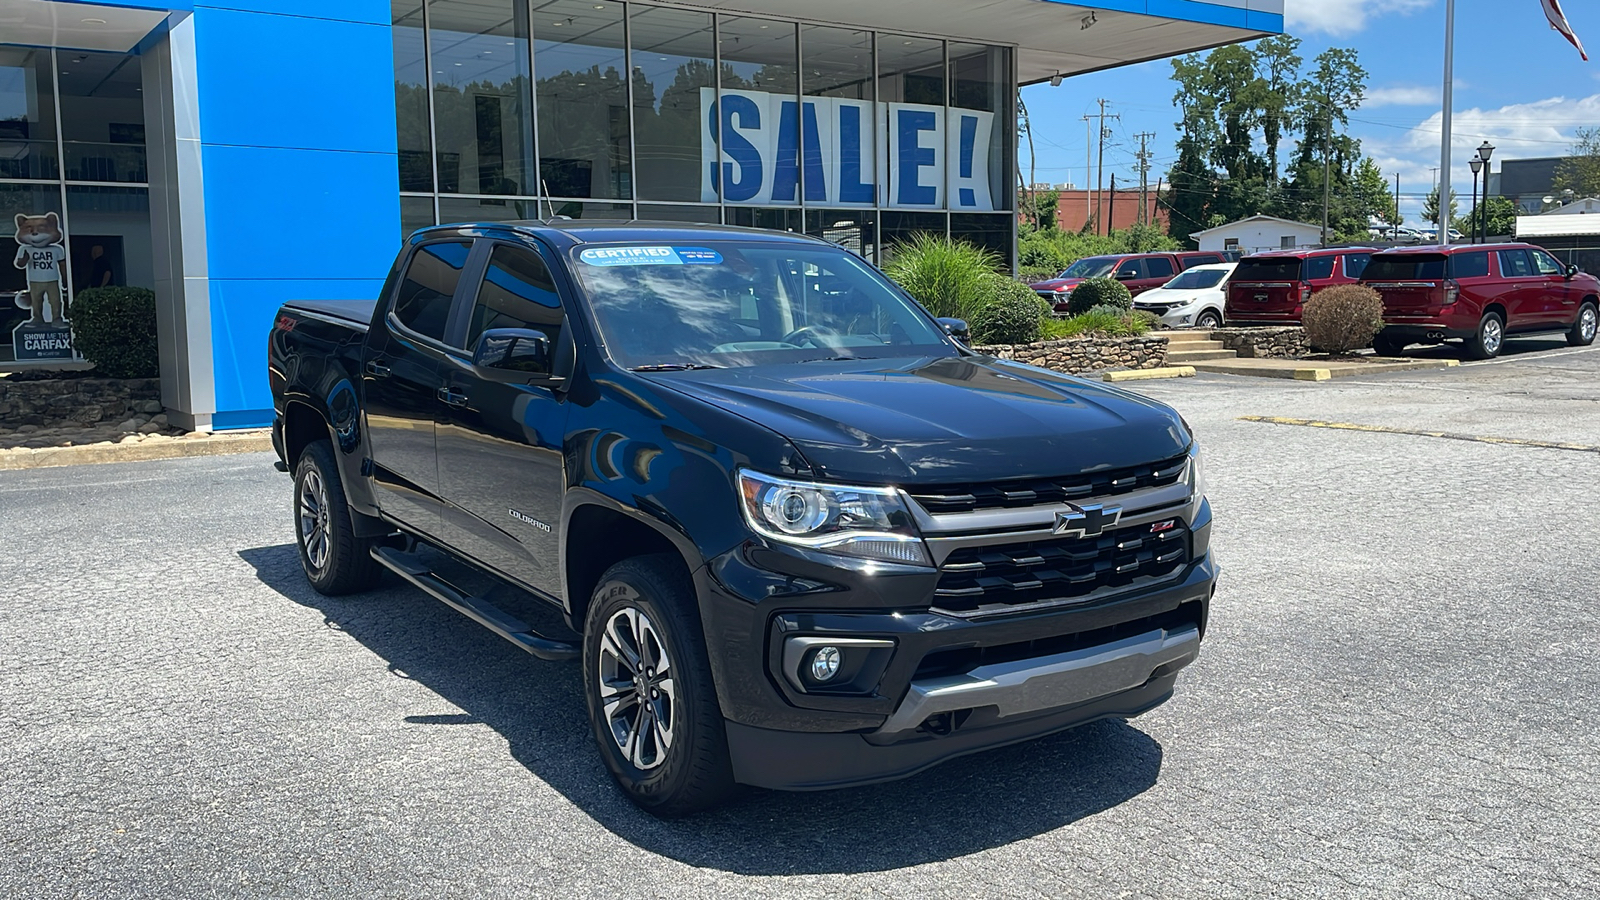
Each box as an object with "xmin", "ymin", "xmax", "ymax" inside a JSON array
[
  {"xmin": 1422, "ymin": 186, "xmax": 1459, "ymax": 229},
  {"xmin": 1553, "ymin": 126, "xmax": 1600, "ymax": 198},
  {"xmin": 1455, "ymin": 195, "xmax": 1520, "ymax": 239}
]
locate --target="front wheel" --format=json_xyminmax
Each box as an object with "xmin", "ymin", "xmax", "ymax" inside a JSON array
[
  {"xmin": 1195, "ymin": 309, "xmax": 1222, "ymax": 330},
  {"xmin": 1465, "ymin": 312, "xmax": 1505, "ymax": 360},
  {"xmin": 1568, "ymin": 302, "xmax": 1597, "ymax": 347},
  {"xmin": 293, "ymin": 440, "xmax": 383, "ymax": 595},
  {"xmin": 583, "ymin": 555, "xmax": 734, "ymax": 817}
]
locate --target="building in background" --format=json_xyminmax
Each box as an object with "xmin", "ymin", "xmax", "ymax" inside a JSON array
[
  {"xmin": 0, "ymin": 0, "xmax": 1280, "ymax": 429},
  {"xmin": 1517, "ymin": 197, "xmax": 1600, "ymax": 274},
  {"xmin": 1491, "ymin": 156, "xmax": 1581, "ymax": 213},
  {"xmin": 1187, "ymin": 215, "xmax": 1322, "ymax": 254},
  {"xmin": 1046, "ymin": 188, "xmax": 1171, "ymax": 233}
]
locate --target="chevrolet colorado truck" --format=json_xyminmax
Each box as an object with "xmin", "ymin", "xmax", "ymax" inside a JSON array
[{"xmin": 269, "ymin": 221, "xmax": 1216, "ymax": 816}]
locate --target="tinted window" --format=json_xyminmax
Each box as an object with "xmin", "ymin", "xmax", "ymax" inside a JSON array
[
  {"xmin": 1497, "ymin": 249, "xmax": 1533, "ymax": 277},
  {"xmin": 1114, "ymin": 259, "xmax": 1145, "ymax": 279},
  {"xmin": 1060, "ymin": 256, "xmax": 1118, "ymax": 279},
  {"xmin": 393, "ymin": 241, "xmax": 472, "ymax": 341},
  {"xmin": 1343, "ymin": 253, "xmax": 1371, "ymax": 278},
  {"xmin": 464, "ymin": 244, "xmax": 562, "ymax": 350},
  {"xmin": 1165, "ymin": 268, "xmax": 1228, "ymax": 290},
  {"xmin": 1145, "ymin": 257, "xmax": 1175, "ymax": 278},
  {"xmin": 1451, "ymin": 251, "xmax": 1490, "ymax": 279},
  {"xmin": 1363, "ymin": 255, "xmax": 1447, "ymax": 280},
  {"xmin": 1233, "ymin": 258, "xmax": 1301, "ymax": 281},
  {"xmin": 1304, "ymin": 256, "xmax": 1336, "ymax": 280},
  {"xmin": 1180, "ymin": 254, "xmax": 1222, "ymax": 269},
  {"xmin": 1531, "ymin": 248, "xmax": 1564, "ymax": 275}
]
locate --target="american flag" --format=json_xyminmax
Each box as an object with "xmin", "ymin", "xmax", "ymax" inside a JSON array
[{"xmin": 1542, "ymin": 0, "xmax": 1589, "ymax": 61}]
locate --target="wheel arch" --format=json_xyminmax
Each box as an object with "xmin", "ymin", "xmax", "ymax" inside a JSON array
[{"xmin": 563, "ymin": 498, "xmax": 700, "ymax": 633}]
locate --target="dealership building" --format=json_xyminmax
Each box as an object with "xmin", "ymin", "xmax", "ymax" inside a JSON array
[{"xmin": 1, "ymin": 0, "xmax": 1281, "ymax": 429}]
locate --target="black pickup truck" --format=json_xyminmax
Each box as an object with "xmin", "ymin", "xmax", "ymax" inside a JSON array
[{"xmin": 269, "ymin": 221, "xmax": 1215, "ymax": 816}]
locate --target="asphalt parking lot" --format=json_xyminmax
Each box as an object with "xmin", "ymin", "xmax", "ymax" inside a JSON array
[{"xmin": 3, "ymin": 338, "xmax": 1597, "ymax": 899}]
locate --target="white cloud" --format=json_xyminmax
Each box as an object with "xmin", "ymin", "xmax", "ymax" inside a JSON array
[
  {"xmin": 1403, "ymin": 94, "xmax": 1597, "ymax": 161},
  {"xmin": 1365, "ymin": 85, "xmax": 1440, "ymax": 108},
  {"xmin": 1284, "ymin": 0, "xmax": 1433, "ymax": 37}
]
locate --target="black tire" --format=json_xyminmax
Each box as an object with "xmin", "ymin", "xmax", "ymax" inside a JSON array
[
  {"xmin": 1568, "ymin": 301, "xmax": 1598, "ymax": 347},
  {"xmin": 293, "ymin": 440, "xmax": 383, "ymax": 595},
  {"xmin": 583, "ymin": 554, "xmax": 734, "ymax": 817},
  {"xmin": 1465, "ymin": 312, "xmax": 1505, "ymax": 360},
  {"xmin": 1372, "ymin": 333, "xmax": 1408, "ymax": 357},
  {"xmin": 1195, "ymin": 309, "xmax": 1222, "ymax": 330}
]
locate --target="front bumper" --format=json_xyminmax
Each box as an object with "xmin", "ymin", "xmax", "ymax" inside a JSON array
[{"xmin": 1135, "ymin": 303, "xmax": 1207, "ymax": 328}]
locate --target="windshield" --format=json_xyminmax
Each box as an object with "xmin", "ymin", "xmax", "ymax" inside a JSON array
[
  {"xmin": 1058, "ymin": 256, "xmax": 1119, "ymax": 279},
  {"xmin": 570, "ymin": 242, "xmax": 956, "ymax": 370},
  {"xmin": 1164, "ymin": 268, "xmax": 1228, "ymax": 290}
]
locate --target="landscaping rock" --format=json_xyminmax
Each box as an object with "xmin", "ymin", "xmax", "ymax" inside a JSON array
[
  {"xmin": 117, "ymin": 419, "xmax": 142, "ymax": 432},
  {"xmin": 1210, "ymin": 327, "xmax": 1309, "ymax": 359},
  {"xmin": 972, "ymin": 335, "xmax": 1170, "ymax": 375}
]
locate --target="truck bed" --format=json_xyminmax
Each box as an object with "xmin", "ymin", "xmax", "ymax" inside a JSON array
[{"xmin": 283, "ymin": 298, "xmax": 377, "ymax": 329}]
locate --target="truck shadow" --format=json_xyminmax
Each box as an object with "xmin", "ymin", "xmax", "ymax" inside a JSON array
[{"xmin": 239, "ymin": 543, "xmax": 1164, "ymax": 875}]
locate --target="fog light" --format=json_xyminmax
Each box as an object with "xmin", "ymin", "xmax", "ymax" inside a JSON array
[{"xmin": 810, "ymin": 646, "xmax": 842, "ymax": 682}]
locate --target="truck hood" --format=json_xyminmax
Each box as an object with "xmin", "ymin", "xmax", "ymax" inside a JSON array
[
  {"xmin": 1029, "ymin": 277, "xmax": 1085, "ymax": 293},
  {"xmin": 645, "ymin": 356, "xmax": 1189, "ymax": 484}
]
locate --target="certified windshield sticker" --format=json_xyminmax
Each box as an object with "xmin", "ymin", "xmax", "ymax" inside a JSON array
[{"xmin": 579, "ymin": 246, "xmax": 723, "ymax": 266}]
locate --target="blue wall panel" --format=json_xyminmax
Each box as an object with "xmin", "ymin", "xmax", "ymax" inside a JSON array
[{"xmin": 194, "ymin": 0, "xmax": 387, "ymax": 25}]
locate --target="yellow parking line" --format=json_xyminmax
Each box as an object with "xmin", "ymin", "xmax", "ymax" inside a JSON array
[{"xmin": 1238, "ymin": 416, "xmax": 1600, "ymax": 454}]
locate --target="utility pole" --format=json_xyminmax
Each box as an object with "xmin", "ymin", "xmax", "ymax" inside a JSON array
[
  {"xmin": 1110, "ymin": 173, "xmax": 1118, "ymax": 231},
  {"xmin": 1394, "ymin": 173, "xmax": 1401, "ymax": 232},
  {"xmin": 1088, "ymin": 99, "xmax": 1120, "ymax": 235},
  {"xmin": 1321, "ymin": 114, "xmax": 1332, "ymax": 246},
  {"xmin": 1135, "ymin": 131, "xmax": 1156, "ymax": 226},
  {"xmin": 1082, "ymin": 116, "xmax": 1094, "ymax": 231}
]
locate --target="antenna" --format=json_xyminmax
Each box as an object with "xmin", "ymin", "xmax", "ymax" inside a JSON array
[{"xmin": 540, "ymin": 180, "xmax": 556, "ymax": 220}]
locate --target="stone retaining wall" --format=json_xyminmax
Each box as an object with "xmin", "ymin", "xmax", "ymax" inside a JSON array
[
  {"xmin": 973, "ymin": 335, "xmax": 1169, "ymax": 374},
  {"xmin": 1211, "ymin": 327, "xmax": 1309, "ymax": 359},
  {"xmin": 0, "ymin": 378, "xmax": 162, "ymax": 428}
]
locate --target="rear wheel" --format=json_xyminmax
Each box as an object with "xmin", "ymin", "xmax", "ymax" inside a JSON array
[
  {"xmin": 1568, "ymin": 302, "xmax": 1597, "ymax": 347},
  {"xmin": 583, "ymin": 554, "xmax": 734, "ymax": 817},
  {"xmin": 1195, "ymin": 309, "xmax": 1222, "ymax": 330},
  {"xmin": 293, "ymin": 440, "xmax": 383, "ymax": 595},
  {"xmin": 1465, "ymin": 312, "xmax": 1505, "ymax": 360},
  {"xmin": 1372, "ymin": 333, "xmax": 1408, "ymax": 357}
]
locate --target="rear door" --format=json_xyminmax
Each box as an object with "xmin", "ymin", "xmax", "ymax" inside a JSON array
[
  {"xmin": 1226, "ymin": 256, "xmax": 1302, "ymax": 320},
  {"xmin": 1494, "ymin": 248, "xmax": 1541, "ymax": 328},
  {"xmin": 1303, "ymin": 254, "xmax": 1338, "ymax": 292},
  {"xmin": 363, "ymin": 239, "xmax": 475, "ymax": 537},
  {"xmin": 1138, "ymin": 256, "xmax": 1177, "ymax": 295},
  {"xmin": 435, "ymin": 240, "xmax": 571, "ymax": 592}
]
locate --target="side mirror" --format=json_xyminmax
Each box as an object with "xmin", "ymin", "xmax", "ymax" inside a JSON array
[
  {"xmin": 936, "ymin": 317, "xmax": 970, "ymax": 344},
  {"xmin": 1566, "ymin": 264, "xmax": 1580, "ymax": 280},
  {"xmin": 473, "ymin": 327, "xmax": 552, "ymax": 375},
  {"xmin": 1115, "ymin": 271, "xmax": 1138, "ymax": 280}
]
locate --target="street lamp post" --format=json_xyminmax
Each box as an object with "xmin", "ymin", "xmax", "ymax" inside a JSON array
[
  {"xmin": 1477, "ymin": 141, "xmax": 1495, "ymax": 243},
  {"xmin": 1469, "ymin": 156, "xmax": 1483, "ymax": 244}
]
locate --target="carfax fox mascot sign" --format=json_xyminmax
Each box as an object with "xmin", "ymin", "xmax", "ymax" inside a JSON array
[{"xmin": 11, "ymin": 211, "xmax": 77, "ymax": 362}]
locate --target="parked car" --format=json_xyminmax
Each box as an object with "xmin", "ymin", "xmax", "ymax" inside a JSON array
[
  {"xmin": 1031, "ymin": 251, "xmax": 1228, "ymax": 312},
  {"xmin": 1223, "ymin": 247, "xmax": 1375, "ymax": 325},
  {"xmin": 269, "ymin": 221, "xmax": 1216, "ymax": 816},
  {"xmin": 1362, "ymin": 242, "xmax": 1600, "ymax": 359},
  {"xmin": 1133, "ymin": 263, "xmax": 1235, "ymax": 329}
]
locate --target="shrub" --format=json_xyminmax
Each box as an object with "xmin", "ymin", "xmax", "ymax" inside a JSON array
[
  {"xmin": 970, "ymin": 274, "xmax": 1047, "ymax": 345},
  {"xmin": 1065, "ymin": 276, "xmax": 1133, "ymax": 315},
  {"xmin": 70, "ymin": 286, "xmax": 159, "ymax": 378},
  {"xmin": 1301, "ymin": 284, "xmax": 1384, "ymax": 354},
  {"xmin": 881, "ymin": 233, "xmax": 1000, "ymax": 320},
  {"xmin": 1040, "ymin": 309, "xmax": 1152, "ymax": 340}
]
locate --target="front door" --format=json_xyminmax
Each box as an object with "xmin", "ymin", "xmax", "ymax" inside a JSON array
[
  {"xmin": 436, "ymin": 240, "xmax": 570, "ymax": 594},
  {"xmin": 1530, "ymin": 247, "xmax": 1579, "ymax": 327},
  {"xmin": 363, "ymin": 239, "xmax": 473, "ymax": 538}
]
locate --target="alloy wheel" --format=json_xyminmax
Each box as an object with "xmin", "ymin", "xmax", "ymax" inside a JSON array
[
  {"xmin": 1483, "ymin": 317, "xmax": 1503, "ymax": 354},
  {"xmin": 298, "ymin": 467, "xmax": 332, "ymax": 573},
  {"xmin": 1582, "ymin": 306, "xmax": 1597, "ymax": 342},
  {"xmin": 597, "ymin": 607, "xmax": 677, "ymax": 770}
]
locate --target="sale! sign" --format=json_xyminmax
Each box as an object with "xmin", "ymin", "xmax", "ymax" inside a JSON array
[{"xmin": 698, "ymin": 88, "xmax": 996, "ymax": 211}]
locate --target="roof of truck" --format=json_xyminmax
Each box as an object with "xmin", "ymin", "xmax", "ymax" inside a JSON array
[{"xmin": 408, "ymin": 220, "xmax": 832, "ymax": 250}]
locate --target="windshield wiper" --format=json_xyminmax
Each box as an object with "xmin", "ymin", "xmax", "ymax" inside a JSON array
[{"xmin": 629, "ymin": 363, "xmax": 723, "ymax": 372}]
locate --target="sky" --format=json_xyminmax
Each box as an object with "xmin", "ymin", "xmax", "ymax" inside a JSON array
[{"xmin": 1018, "ymin": 0, "xmax": 1598, "ymax": 225}]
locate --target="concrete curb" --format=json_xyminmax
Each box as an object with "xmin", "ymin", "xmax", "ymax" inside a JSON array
[
  {"xmin": 0, "ymin": 430, "xmax": 273, "ymax": 471},
  {"xmin": 1103, "ymin": 366, "xmax": 1197, "ymax": 382},
  {"xmin": 1191, "ymin": 357, "xmax": 1461, "ymax": 380}
]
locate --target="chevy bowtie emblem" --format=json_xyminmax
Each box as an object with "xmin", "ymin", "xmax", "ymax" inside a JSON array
[{"xmin": 1054, "ymin": 503, "xmax": 1122, "ymax": 538}]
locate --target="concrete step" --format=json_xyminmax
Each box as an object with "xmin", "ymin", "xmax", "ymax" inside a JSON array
[
  {"xmin": 1163, "ymin": 330, "xmax": 1223, "ymax": 344},
  {"xmin": 1160, "ymin": 338, "xmax": 1226, "ymax": 351},
  {"xmin": 1167, "ymin": 349, "xmax": 1241, "ymax": 363}
]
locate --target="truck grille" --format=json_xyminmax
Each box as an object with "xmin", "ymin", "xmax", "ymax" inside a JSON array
[
  {"xmin": 932, "ymin": 519, "xmax": 1191, "ymax": 617},
  {"xmin": 907, "ymin": 455, "xmax": 1187, "ymax": 514}
]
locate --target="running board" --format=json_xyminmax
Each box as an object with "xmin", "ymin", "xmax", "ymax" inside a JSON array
[{"xmin": 370, "ymin": 546, "xmax": 579, "ymax": 661}]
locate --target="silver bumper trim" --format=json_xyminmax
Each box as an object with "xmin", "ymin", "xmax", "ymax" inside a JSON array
[{"xmin": 875, "ymin": 624, "xmax": 1200, "ymax": 735}]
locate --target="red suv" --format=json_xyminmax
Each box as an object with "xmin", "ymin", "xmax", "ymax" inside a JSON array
[
  {"xmin": 1362, "ymin": 243, "xmax": 1600, "ymax": 359},
  {"xmin": 1032, "ymin": 251, "xmax": 1226, "ymax": 312},
  {"xmin": 1224, "ymin": 247, "xmax": 1375, "ymax": 325}
]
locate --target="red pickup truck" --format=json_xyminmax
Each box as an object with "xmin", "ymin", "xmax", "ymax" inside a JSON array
[{"xmin": 1031, "ymin": 251, "xmax": 1227, "ymax": 313}]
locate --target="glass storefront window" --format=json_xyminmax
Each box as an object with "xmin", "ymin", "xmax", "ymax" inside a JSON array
[
  {"xmin": 878, "ymin": 36, "xmax": 944, "ymax": 210},
  {"xmin": 393, "ymin": 2, "xmax": 433, "ymax": 192},
  {"xmin": 429, "ymin": 0, "xmax": 535, "ymax": 196},
  {"xmin": 630, "ymin": 5, "xmax": 715, "ymax": 202},
  {"xmin": 718, "ymin": 17, "xmax": 797, "ymax": 207},
  {"xmin": 880, "ymin": 211, "xmax": 947, "ymax": 263},
  {"xmin": 805, "ymin": 209, "xmax": 876, "ymax": 262},
  {"xmin": 548, "ymin": 200, "xmax": 633, "ymax": 219},
  {"xmin": 56, "ymin": 51, "xmax": 145, "ymax": 184},
  {"xmin": 401, "ymin": 195, "xmax": 435, "ymax": 241},
  {"xmin": 638, "ymin": 203, "xmax": 719, "ymax": 222},
  {"xmin": 948, "ymin": 43, "xmax": 1010, "ymax": 212},
  {"xmin": 439, "ymin": 196, "xmax": 542, "ymax": 224},
  {"xmin": 0, "ymin": 48, "xmax": 60, "ymax": 181},
  {"xmin": 950, "ymin": 212, "xmax": 1012, "ymax": 265},
  {"xmin": 801, "ymin": 27, "xmax": 874, "ymax": 210},
  {"xmin": 725, "ymin": 206, "xmax": 799, "ymax": 232},
  {"xmin": 533, "ymin": 0, "xmax": 631, "ymax": 200},
  {"xmin": 67, "ymin": 185, "xmax": 152, "ymax": 291}
]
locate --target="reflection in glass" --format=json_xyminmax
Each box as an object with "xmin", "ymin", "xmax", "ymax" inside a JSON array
[
  {"xmin": 56, "ymin": 51, "xmax": 146, "ymax": 184},
  {"xmin": 878, "ymin": 36, "xmax": 944, "ymax": 209},
  {"xmin": 638, "ymin": 204, "xmax": 720, "ymax": 223},
  {"xmin": 718, "ymin": 17, "xmax": 798, "ymax": 206},
  {"xmin": 401, "ymin": 195, "xmax": 435, "ymax": 242},
  {"xmin": 948, "ymin": 43, "xmax": 1010, "ymax": 211},
  {"xmin": 802, "ymin": 27, "xmax": 874, "ymax": 209},
  {"xmin": 880, "ymin": 211, "xmax": 947, "ymax": 263},
  {"xmin": 631, "ymin": 6, "xmax": 715, "ymax": 202},
  {"xmin": 439, "ymin": 196, "xmax": 542, "ymax": 224},
  {"xmin": 806, "ymin": 208, "xmax": 876, "ymax": 263},
  {"xmin": 533, "ymin": 0, "xmax": 631, "ymax": 200},
  {"xmin": 429, "ymin": 0, "xmax": 535, "ymax": 196},
  {"xmin": 950, "ymin": 213, "xmax": 1011, "ymax": 266},
  {"xmin": 548, "ymin": 200, "xmax": 633, "ymax": 219},
  {"xmin": 725, "ymin": 207, "xmax": 800, "ymax": 232},
  {"xmin": 393, "ymin": 2, "xmax": 433, "ymax": 192},
  {"xmin": 0, "ymin": 48, "xmax": 60, "ymax": 181}
]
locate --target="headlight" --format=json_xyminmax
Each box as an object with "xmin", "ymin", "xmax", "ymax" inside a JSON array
[
  {"xmin": 1187, "ymin": 443, "xmax": 1207, "ymax": 500},
  {"xmin": 737, "ymin": 470, "xmax": 931, "ymax": 566}
]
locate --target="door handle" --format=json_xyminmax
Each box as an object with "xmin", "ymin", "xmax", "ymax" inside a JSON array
[
  {"xmin": 437, "ymin": 387, "xmax": 469, "ymax": 408},
  {"xmin": 365, "ymin": 361, "xmax": 392, "ymax": 377}
]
